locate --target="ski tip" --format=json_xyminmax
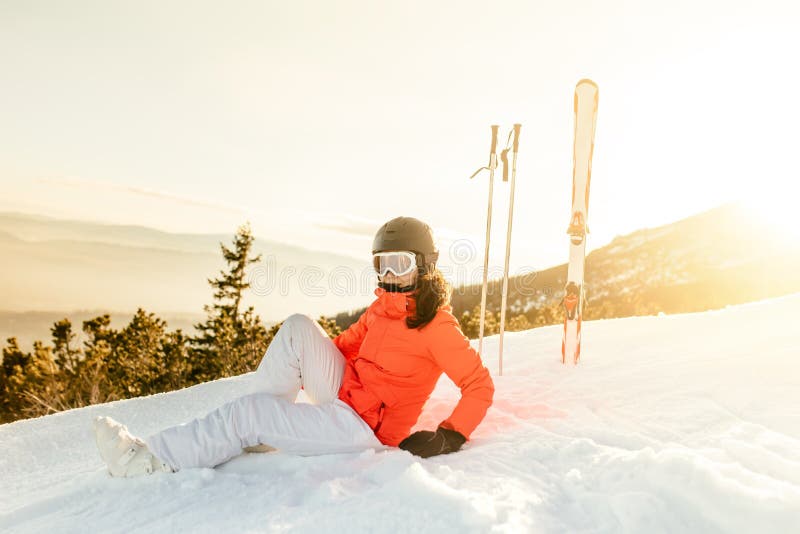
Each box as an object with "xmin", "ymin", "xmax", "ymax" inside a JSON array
[{"xmin": 576, "ymin": 78, "xmax": 598, "ymax": 89}]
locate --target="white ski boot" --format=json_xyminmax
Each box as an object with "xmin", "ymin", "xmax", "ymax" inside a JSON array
[{"xmin": 93, "ymin": 416, "xmax": 173, "ymax": 477}]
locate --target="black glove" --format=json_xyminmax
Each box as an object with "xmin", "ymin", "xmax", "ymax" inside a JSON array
[{"xmin": 398, "ymin": 426, "xmax": 467, "ymax": 458}]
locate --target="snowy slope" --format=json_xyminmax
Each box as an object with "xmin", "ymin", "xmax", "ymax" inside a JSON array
[{"xmin": 2, "ymin": 295, "xmax": 799, "ymax": 533}]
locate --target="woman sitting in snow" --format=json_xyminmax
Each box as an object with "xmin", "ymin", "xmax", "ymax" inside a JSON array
[{"xmin": 93, "ymin": 216, "xmax": 495, "ymax": 476}]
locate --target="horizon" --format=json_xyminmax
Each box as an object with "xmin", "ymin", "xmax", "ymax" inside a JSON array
[
  {"xmin": 0, "ymin": 200, "xmax": 754, "ymax": 283},
  {"xmin": 0, "ymin": 200, "xmax": 793, "ymax": 332}
]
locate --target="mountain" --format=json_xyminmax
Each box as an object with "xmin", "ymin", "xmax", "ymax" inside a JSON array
[
  {"xmin": 1, "ymin": 293, "xmax": 798, "ymax": 533},
  {"xmin": 450, "ymin": 203, "xmax": 800, "ymax": 323},
  {"xmin": 0, "ymin": 211, "xmax": 234, "ymax": 253},
  {"xmin": 0, "ymin": 212, "xmax": 375, "ymax": 345}
]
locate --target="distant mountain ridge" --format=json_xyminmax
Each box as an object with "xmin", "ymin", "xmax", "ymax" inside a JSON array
[
  {"xmin": 448, "ymin": 203, "xmax": 800, "ymax": 323},
  {"xmin": 0, "ymin": 211, "xmax": 375, "ymax": 347},
  {"xmin": 0, "ymin": 211, "xmax": 362, "ymax": 260}
]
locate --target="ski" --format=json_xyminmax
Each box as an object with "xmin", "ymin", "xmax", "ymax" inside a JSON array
[{"xmin": 562, "ymin": 79, "xmax": 599, "ymax": 365}]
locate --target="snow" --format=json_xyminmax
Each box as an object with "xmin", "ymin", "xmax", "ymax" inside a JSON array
[{"xmin": 2, "ymin": 294, "xmax": 800, "ymax": 533}]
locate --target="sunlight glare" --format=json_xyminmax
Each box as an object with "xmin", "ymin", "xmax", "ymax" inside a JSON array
[{"xmin": 741, "ymin": 190, "xmax": 800, "ymax": 244}]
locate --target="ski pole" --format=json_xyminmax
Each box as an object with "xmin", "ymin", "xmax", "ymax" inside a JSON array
[
  {"xmin": 497, "ymin": 124, "xmax": 521, "ymax": 376},
  {"xmin": 469, "ymin": 125, "xmax": 499, "ymax": 362}
]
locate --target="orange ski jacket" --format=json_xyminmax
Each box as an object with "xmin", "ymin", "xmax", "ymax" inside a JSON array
[{"xmin": 334, "ymin": 286, "xmax": 494, "ymax": 446}]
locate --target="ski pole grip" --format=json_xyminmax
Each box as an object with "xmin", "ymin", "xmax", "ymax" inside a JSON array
[
  {"xmin": 513, "ymin": 124, "xmax": 521, "ymax": 153},
  {"xmin": 490, "ymin": 125, "xmax": 499, "ymax": 157}
]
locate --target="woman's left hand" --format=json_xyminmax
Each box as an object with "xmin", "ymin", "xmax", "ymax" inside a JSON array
[{"xmin": 398, "ymin": 426, "xmax": 466, "ymax": 458}]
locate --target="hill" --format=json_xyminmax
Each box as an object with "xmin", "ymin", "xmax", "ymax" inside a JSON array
[
  {"xmin": 448, "ymin": 203, "xmax": 800, "ymax": 325},
  {"xmin": 1, "ymin": 293, "xmax": 798, "ymax": 533}
]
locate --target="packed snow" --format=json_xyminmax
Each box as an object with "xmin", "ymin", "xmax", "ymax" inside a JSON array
[{"xmin": 2, "ymin": 294, "xmax": 799, "ymax": 533}]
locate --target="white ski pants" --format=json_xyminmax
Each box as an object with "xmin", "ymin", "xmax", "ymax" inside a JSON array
[{"xmin": 146, "ymin": 313, "xmax": 384, "ymax": 471}]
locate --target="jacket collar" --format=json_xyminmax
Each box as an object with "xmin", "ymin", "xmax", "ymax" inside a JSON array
[
  {"xmin": 373, "ymin": 286, "xmax": 416, "ymax": 318},
  {"xmin": 371, "ymin": 287, "xmax": 454, "ymax": 318}
]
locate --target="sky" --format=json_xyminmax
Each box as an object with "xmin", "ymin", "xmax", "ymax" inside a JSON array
[{"xmin": 1, "ymin": 0, "xmax": 798, "ymax": 277}]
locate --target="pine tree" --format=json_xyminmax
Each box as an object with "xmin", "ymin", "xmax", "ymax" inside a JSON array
[
  {"xmin": 192, "ymin": 223, "xmax": 270, "ymax": 380},
  {"xmin": 0, "ymin": 339, "xmax": 69, "ymax": 420},
  {"xmin": 160, "ymin": 328, "xmax": 192, "ymax": 392},
  {"xmin": 507, "ymin": 314, "xmax": 532, "ymax": 332},
  {"xmin": 24, "ymin": 340, "xmax": 67, "ymax": 416},
  {"xmin": 458, "ymin": 305, "xmax": 499, "ymax": 339},
  {"xmin": 50, "ymin": 319, "xmax": 85, "ymax": 407},
  {"xmin": 111, "ymin": 309, "xmax": 188, "ymax": 397},
  {"xmin": 1, "ymin": 338, "xmax": 31, "ymax": 422},
  {"xmin": 79, "ymin": 315, "xmax": 116, "ymax": 406},
  {"xmin": 51, "ymin": 319, "xmax": 81, "ymax": 373},
  {"xmin": 317, "ymin": 316, "xmax": 342, "ymax": 338}
]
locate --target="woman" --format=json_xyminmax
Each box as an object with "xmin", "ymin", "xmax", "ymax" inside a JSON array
[{"xmin": 94, "ymin": 216, "xmax": 495, "ymax": 477}]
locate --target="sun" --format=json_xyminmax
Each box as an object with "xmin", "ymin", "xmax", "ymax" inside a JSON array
[{"xmin": 740, "ymin": 193, "xmax": 800, "ymax": 244}]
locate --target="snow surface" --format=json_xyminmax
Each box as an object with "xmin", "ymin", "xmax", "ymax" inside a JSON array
[{"xmin": 2, "ymin": 294, "xmax": 799, "ymax": 533}]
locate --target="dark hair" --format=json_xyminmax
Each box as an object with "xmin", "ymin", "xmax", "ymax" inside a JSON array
[{"xmin": 407, "ymin": 267, "xmax": 451, "ymax": 330}]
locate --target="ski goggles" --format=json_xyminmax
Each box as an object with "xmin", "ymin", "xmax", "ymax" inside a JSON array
[{"xmin": 372, "ymin": 251, "xmax": 418, "ymax": 277}]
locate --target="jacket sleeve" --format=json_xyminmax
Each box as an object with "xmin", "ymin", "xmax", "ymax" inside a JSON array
[
  {"xmin": 332, "ymin": 310, "xmax": 369, "ymax": 361},
  {"xmin": 427, "ymin": 313, "xmax": 495, "ymax": 440}
]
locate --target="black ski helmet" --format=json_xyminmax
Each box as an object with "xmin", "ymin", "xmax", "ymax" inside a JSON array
[{"xmin": 372, "ymin": 216, "xmax": 439, "ymax": 273}]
